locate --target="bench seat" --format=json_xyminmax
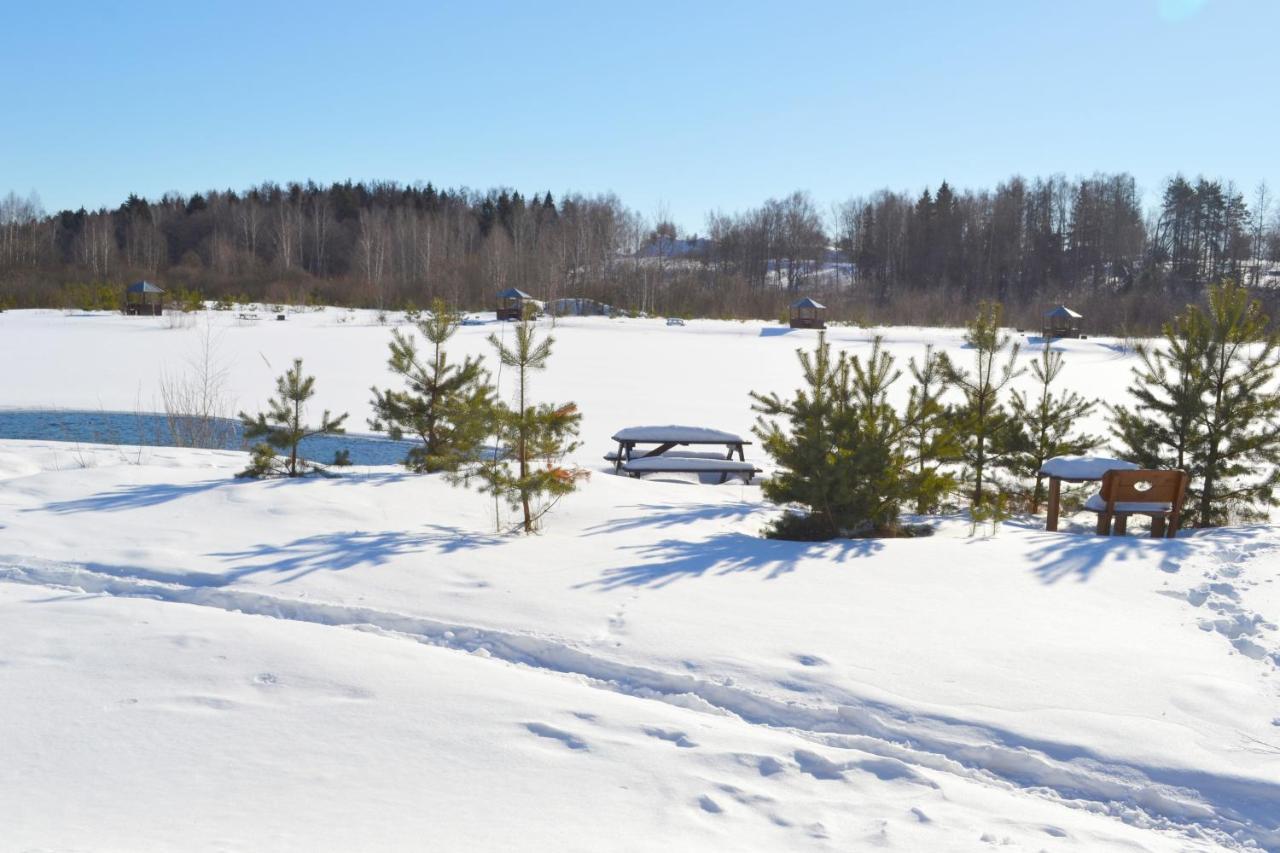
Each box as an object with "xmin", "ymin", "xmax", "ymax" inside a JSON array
[
  {"xmin": 604, "ymin": 449, "xmax": 738, "ymax": 463},
  {"xmin": 620, "ymin": 456, "xmax": 760, "ymax": 483},
  {"xmin": 1083, "ymin": 494, "xmax": 1172, "ymax": 514},
  {"xmin": 621, "ymin": 457, "xmax": 758, "ymax": 473}
]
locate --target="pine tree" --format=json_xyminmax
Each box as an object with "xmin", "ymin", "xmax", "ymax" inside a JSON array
[
  {"xmin": 1110, "ymin": 313, "xmax": 1209, "ymax": 477},
  {"xmin": 752, "ymin": 334, "xmax": 914, "ymax": 539},
  {"xmin": 1193, "ymin": 282, "xmax": 1280, "ymax": 523},
  {"xmin": 943, "ymin": 302, "xmax": 1025, "ymax": 509},
  {"xmin": 238, "ymin": 358, "xmax": 348, "ymax": 478},
  {"xmin": 1011, "ymin": 341, "xmax": 1099, "ymax": 513},
  {"xmin": 903, "ymin": 344, "xmax": 959, "ymax": 514},
  {"xmin": 478, "ymin": 321, "xmax": 584, "ymax": 533},
  {"xmin": 368, "ymin": 299, "xmax": 495, "ymax": 473},
  {"xmin": 1111, "ymin": 280, "xmax": 1280, "ymax": 525}
]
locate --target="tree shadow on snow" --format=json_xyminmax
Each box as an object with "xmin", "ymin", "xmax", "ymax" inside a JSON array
[
  {"xmin": 585, "ymin": 502, "xmax": 762, "ymax": 535},
  {"xmin": 1024, "ymin": 532, "xmax": 1187, "ymax": 583},
  {"xmin": 208, "ymin": 525, "xmax": 503, "ymax": 584},
  {"xmin": 1021, "ymin": 525, "xmax": 1260, "ymax": 583},
  {"xmin": 32, "ymin": 478, "xmax": 239, "ymax": 513},
  {"xmin": 31, "ymin": 471, "xmax": 421, "ymax": 516},
  {"xmin": 576, "ymin": 532, "xmax": 881, "ymax": 591}
]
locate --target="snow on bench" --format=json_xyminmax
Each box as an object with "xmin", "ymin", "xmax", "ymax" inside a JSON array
[
  {"xmin": 604, "ymin": 449, "xmax": 736, "ymax": 462},
  {"xmin": 620, "ymin": 455, "xmax": 759, "ymax": 483},
  {"xmin": 621, "ymin": 457, "xmax": 758, "ymax": 473},
  {"xmin": 1083, "ymin": 494, "xmax": 1172, "ymax": 513}
]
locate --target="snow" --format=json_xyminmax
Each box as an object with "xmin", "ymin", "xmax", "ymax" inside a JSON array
[
  {"xmin": 612, "ymin": 425, "xmax": 748, "ymax": 444},
  {"xmin": 1083, "ymin": 493, "xmax": 1174, "ymax": 513},
  {"xmin": 1041, "ymin": 455, "xmax": 1141, "ymax": 480},
  {"xmin": 0, "ymin": 309, "xmax": 1278, "ymax": 851}
]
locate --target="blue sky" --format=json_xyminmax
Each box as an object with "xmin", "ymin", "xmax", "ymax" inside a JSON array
[{"xmin": 2, "ymin": 0, "xmax": 1275, "ymax": 231}]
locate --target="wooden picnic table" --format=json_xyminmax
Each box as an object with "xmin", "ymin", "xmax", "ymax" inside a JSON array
[
  {"xmin": 1039, "ymin": 455, "xmax": 1139, "ymax": 531},
  {"xmin": 607, "ymin": 425, "xmax": 756, "ymax": 483}
]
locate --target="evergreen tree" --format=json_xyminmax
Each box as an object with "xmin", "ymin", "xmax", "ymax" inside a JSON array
[
  {"xmin": 943, "ymin": 302, "xmax": 1025, "ymax": 509},
  {"xmin": 368, "ymin": 299, "xmax": 495, "ymax": 473},
  {"xmin": 238, "ymin": 358, "xmax": 348, "ymax": 478},
  {"xmin": 1010, "ymin": 341, "xmax": 1099, "ymax": 513},
  {"xmin": 478, "ymin": 321, "xmax": 584, "ymax": 533},
  {"xmin": 1110, "ymin": 314, "xmax": 1209, "ymax": 477},
  {"xmin": 752, "ymin": 334, "xmax": 915, "ymax": 539},
  {"xmin": 1192, "ymin": 281, "xmax": 1280, "ymax": 523},
  {"xmin": 1111, "ymin": 280, "xmax": 1280, "ymax": 525},
  {"xmin": 903, "ymin": 345, "xmax": 959, "ymax": 514}
]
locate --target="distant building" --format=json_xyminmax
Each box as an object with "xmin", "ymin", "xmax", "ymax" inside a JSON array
[
  {"xmin": 789, "ymin": 297, "xmax": 826, "ymax": 330},
  {"xmin": 496, "ymin": 287, "xmax": 534, "ymax": 321},
  {"xmin": 125, "ymin": 280, "xmax": 165, "ymax": 316},
  {"xmin": 1042, "ymin": 305, "xmax": 1083, "ymax": 339}
]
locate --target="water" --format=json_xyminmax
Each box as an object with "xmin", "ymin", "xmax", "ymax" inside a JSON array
[{"xmin": 0, "ymin": 409, "xmax": 418, "ymax": 467}]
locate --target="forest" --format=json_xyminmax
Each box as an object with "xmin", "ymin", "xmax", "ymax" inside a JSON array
[{"xmin": 1, "ymin": 173, "xmax": 1277, "ymax": 334}]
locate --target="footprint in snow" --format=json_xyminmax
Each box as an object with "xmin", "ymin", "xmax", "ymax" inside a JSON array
[
  {"xmin": 794, "ymin": 750, "xmax": 845, "ymax": 781},
  {"xmin": 757, "ymin": 756, "xmax": 785, "ymax": 777},
  {"xmin": 697, "ymin": 795, "xmax": 722, "ymax": 814},
  {"xmin": 793, "ymin": 653, "xmax": 827, "ymax": 667},
  {"xmin": 525, "ymin": 722, "xmax": 588, "ymax": 750},
  {"xmin": 643, "ymin": 727, "xmax": 698, "ymax": 748}
]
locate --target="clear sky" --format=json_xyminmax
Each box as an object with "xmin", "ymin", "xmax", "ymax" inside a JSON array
[{"xmin": 3, "ymin": 0, "xmax": 1276, "ymax": 232}]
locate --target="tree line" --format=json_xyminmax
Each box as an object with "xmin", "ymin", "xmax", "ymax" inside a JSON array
[{"xmin": 2, "ymin": 173, "xmax": 1278, "ymax": 333}]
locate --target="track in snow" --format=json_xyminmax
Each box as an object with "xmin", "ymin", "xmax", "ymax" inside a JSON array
[{"xmin": 3, "ymin": 556, "xmax": 1277, "ymax": 851}]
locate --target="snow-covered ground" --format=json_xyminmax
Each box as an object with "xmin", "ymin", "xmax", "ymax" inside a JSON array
[{"xmin": 1, "ymin": 308, "xmax": 1278, "ymax": 851}]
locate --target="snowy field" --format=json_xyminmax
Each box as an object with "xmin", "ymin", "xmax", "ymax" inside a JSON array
[{"xmin": 1, "ymin": 308, "xmax": 1278, "ymax": 851}]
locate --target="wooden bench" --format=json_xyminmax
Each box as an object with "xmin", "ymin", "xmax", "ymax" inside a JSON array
[
  {"xmin": 1084, "ymin": 469, "xmax": 1188, "ymax": 538},
  {"xmin": 619, "ymin": 456, "xmax": 760, "ymax": 484}
]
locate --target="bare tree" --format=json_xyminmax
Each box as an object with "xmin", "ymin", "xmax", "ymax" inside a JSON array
[{"xmin": 159, "ymin": 320, "xmax": 237, "ymax": 449}]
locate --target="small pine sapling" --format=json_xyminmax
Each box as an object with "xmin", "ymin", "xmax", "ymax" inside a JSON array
[
  {"xmin": 477, "ymin": 321, "xmax": 585, "ymax": 533},
  {"xmin": 1011, "ymin": 341, "xmax": 1099, "ymax": 513},
  {"xmin": 943, "ymin": 301, "xmax": 1026, "ymax": 509},
  {"xmin": 1191, "ymin": 281, "xmax": 1280, "ymax": 524},
  {"xmin": 237, "ymin": 358, "xmax": 348, "ymax": 478},
  {"xmin": 368, "ymin": 299, "xmax": 496, "ymax": 473},
  {"xmin": 1111, "ymin": 280, "xmax": 1280, "ymax": 525},
  {"xmin": 903, "ymin": 344, "xmax": 960, "ymax": 514},
  {"xmin": 752, "ymin": 334, "xmax": 917, "ymax": 539}
]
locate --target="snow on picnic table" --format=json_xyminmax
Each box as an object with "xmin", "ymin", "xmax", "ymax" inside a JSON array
[
  {"xmin": 1040, "ymin": 455, "xmax": 1141, "ymax": 480},
  {"xmin": 1, "ymin": 310, "xmax": 1278, "ymax": 851},
  {"xmin": 612, "ymin": 425, "xmax": 748, "ymax": 444}
]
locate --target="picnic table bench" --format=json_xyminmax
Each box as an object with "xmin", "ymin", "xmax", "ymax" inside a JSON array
[{"xmin": 607, "ymin": 425, "xmax": 759, "ymax": 483}]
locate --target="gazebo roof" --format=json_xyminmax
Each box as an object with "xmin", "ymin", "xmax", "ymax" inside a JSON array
[
  {"xmin": 791, "ymin": 297, "xmax": 825, "ymax": 309},
  {"xmin": 1044, "ymin": 305, "xmax": 1081, "ymax": 319},
  {"xmin": 126, "ymin": 280, "xmax": 164, "ymax": 294},
  {"xmin": 497, "ymin": 287, "xmax": 532, "ymax": 300}
]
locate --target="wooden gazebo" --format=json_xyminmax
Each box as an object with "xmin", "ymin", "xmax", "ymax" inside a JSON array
[
  {"xmin": 1042, "ymin": 305, "xmax": 1083, "ymax": 339},
  {"xmin": 125, "ymin": 280, "xmax": 165, "ymax": 316},
  {"xmin": 496, "ymin": 287, "xmax": 533, "ymax": 321},
  {"xmin": 789, "ymin": 297, "xmax": 826, "ymax": 330}
]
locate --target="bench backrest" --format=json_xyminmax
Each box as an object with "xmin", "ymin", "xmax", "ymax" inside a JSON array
[{"xmin": 1099, "ymin": 469, "xmax": 1187, "ymax": 509}]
